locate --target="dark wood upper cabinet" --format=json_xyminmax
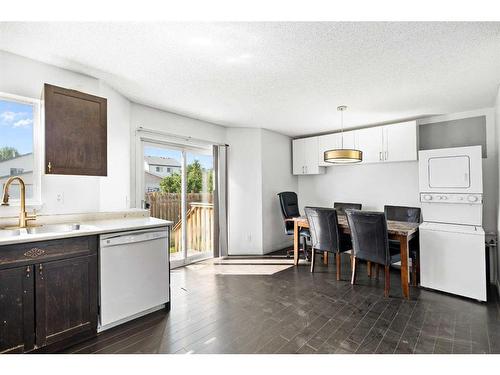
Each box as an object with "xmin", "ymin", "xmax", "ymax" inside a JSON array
[{"xmin": 44, "ymin": 83, "xmax": 107, "ymax": 176}]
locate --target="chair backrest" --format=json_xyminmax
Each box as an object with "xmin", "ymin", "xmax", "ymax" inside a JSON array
[
  {"xmin": 304, "ymin": 207, "xmax": 340, "ymax": 253},
  {"xmin": 277, "ymin": 191, "xmax": 300, "ymax": 234},
  {"xmin": 384, "ymin": 205, "xmax": 421, "ymax": 223},
  {"xmin": 278, "ymin": 192, "xmax": 300, "ymax": 218},
  {"xmin": 345, "ymin": 210, "xmax": 389, "ymax": 265},
  {"xmin": 334, "ymin": 202, "xmax": 362, "ymax": 214}
]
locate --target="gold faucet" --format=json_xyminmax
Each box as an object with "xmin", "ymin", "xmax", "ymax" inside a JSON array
[{"xmin": 1, "ymin": 176, "xmax": 37, "ymax": 228}]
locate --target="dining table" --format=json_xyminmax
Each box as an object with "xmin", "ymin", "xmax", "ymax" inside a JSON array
[{"xmin": 287, "ymin": 214, "xmax": 419, "ymax": 299}]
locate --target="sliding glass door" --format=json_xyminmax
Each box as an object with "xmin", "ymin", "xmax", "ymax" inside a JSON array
[
  {"xmin": 185, "ymin": 150, "xmax": 214, "ymax": 262},
  {"xmin": 142, "ymin": 141, "xmax": 214, "ymax": 268}
]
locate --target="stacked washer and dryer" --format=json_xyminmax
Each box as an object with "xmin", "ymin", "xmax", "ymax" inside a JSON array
[{"xmin": 418, "ymin": 145, "xmax": 487, "ymax": 301}]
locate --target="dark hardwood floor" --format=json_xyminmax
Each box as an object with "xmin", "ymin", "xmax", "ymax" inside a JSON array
[{"xmin": 62, "ymin": 254, "xmax": 500, "ymax": 354}]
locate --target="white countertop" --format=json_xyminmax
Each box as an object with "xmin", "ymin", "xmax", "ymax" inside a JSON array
[{"xmin": 0, "ymin": 216, "xmax": 172, "ymax": 246}]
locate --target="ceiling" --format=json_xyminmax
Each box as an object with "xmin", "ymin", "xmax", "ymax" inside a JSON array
[{"xmin": 1, "ymin": 22, "xmax": 500, "ymax": 136}]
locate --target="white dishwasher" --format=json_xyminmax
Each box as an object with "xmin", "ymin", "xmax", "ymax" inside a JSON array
[{"xmin": 98, "ymin": 227, "xmax": 170, "ymax": 332}]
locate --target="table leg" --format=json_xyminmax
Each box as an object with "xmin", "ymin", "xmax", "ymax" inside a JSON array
[
  {"xmin": 399, "ymin": 235, "xmax": 410, "ymax": 299},
  {"xmin": 293, "ymin": 220, "xmax": 299, "ymax": 266},
  {"xmin": 323, "ymin": 251, "xmax": 328, "ymax": 265}
]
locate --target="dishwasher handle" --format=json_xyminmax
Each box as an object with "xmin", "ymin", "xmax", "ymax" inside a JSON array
[{"xmin": 100, "ymin": 230, "xmax": 168, "ymax": 248}]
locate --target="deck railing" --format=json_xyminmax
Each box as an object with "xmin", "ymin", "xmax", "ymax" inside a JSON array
[
  {"xmin": 146, "ymin": 192, "xmax": 214, "ymax": 253},
  {"xmin": 172, "ymin": 202, "xmax": 214, "ymax": 253}
]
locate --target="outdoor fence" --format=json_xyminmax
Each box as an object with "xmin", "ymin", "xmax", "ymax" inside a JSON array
[{"xmin": 146, "ymin": 192, "xmax": 214, "ymax": 253}]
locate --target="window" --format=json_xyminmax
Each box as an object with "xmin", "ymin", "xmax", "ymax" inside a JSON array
[
  {"xmin": 155, "ymin": 166, "xmax": 162, "ymax": 172},
  {"xmin": 166, "ymin": 167, "xmax": 171, "ymax": 173},
  {"xmin": 0, "ymin": 93, "xmax": 41, "ymax": 204}
]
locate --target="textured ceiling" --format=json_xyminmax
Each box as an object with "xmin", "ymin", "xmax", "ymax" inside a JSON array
[{"xmin": 1, "ymin": 22, "xmax": 500, "ymax": 136}]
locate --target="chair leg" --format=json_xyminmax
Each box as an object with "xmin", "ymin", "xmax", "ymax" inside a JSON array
[
  {"xmin": 310, "ymin": 248, "xmax": 316, "ymax": 273},
  {"xmin": 367, "ymin": 261, "xmax": 372, "ymax": 277},
  {"xmin": 375, "ymin": 264, "xmax": 380, "ymax": 279},
  {"xmin": 384, "ymin": 265, "xmax": 390, "ymax": 298},
  {"xmin": 351, "ymin": 257, "xmax": 357, "ymax": 285},
  {"xmin": 412, "ymin": 255, "xmax": 418, "ymax": 286},
  {"xmin": 302, "ymin": 237, "xmax": 308, "ymax": 261},
  {"xmin": 336, "ymin": 252, "xmax": 341, "ymax": 281}
]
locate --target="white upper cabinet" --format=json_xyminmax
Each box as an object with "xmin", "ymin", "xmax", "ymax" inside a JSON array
[
  {"xmin": 293, "ymin": 137, "xmax": 325, "ymax": 175},
  {"xmin": 383, "ymin": 121, "xmax": 417, "ymax": 162},
  {"xmin": 293, "ymin": 120, "xmax": 417, "ymax": 174},
  {"xmin": 356, "ymin": 126, "xmax": 385, "ymax": 163},
  {"xmin": 318, "ymin": 131, "xmax": 356, "ymax": 166}
]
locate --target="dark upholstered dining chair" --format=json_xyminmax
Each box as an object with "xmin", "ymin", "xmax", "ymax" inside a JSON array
[
  {"xmin": 345, "ymin": 210, "xmax": 400, "ymax": 297},
  {"xmin": 333, "ymin": 202, "xmax": 362, "ymax": 264},
  {"xmin": 384, "ymin": 205, "xmax": 421, "ymax": 286},
  {"xmin": 333, "ymin": 202, "xmax": 362, "ymax": 214},
  {"xmin": 277, "ymin": 192, "xmax": 310, "ymax": 260},
  {"xmin": 305, "ymin": 207, "xmax": 352, "ymax": 279}
]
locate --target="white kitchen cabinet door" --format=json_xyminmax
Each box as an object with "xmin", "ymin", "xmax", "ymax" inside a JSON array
[
  {"xmin": 293, "ymin": 137, "xmax": 324, "ymax": 175},
  {"xmin": 383, "ymin": 121, "xmax": 417, "ymax": 162},
  {"xmin": 318, "ymin": 133, "xmax": 339, "ymax": 167},
  {"xmin": 355, "ymin": 127, "xmax": 384, "ymax": 163},
  {"xmin": 292, "ymin": 138, "xmax": 306, "ymax": 174},
  {"xmin": 318, "ymin": 131, "xmax": 357, "ymax": 167}
]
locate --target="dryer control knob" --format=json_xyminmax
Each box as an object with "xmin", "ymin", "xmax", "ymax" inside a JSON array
[
  {"xmin": 423, "ymin": 194, "xmax": 433, "ymax": 201},
  {"xmin": 441, "ymin": 195, "xmax": 448, "ymax": 200},
  {"xmin": 468, "ymin": 195, "xmax": 478, "ymax": 203}
]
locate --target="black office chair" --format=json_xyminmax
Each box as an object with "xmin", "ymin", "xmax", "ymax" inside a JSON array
[
  {"xmin": 333, "ymin": 202, "xmax": 362, "ymax": 214},
  {"xmin": 384, "ymin": 205, "xmax": 421, "ymax": 286},
  {"xmin": 277, "ymin": 192, "xmax": 310, "ymax": 260},
  {"xmin": 305, "ymin": 207, "xmax": 352, "ymax": 279},
  {"xmin": 346, "ymin": 210, "xmax": 399, "ymax": 297}
]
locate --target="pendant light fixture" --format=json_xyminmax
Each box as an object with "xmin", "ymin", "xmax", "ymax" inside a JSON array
[{"xmin": 324, "ymin": 105, "xmax": 363, "ymax": 164}]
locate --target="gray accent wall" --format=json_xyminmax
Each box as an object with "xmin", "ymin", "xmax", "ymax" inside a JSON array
[{"xmin": 419, "ymin": 116, "xmax": 487, "ymax": 157}]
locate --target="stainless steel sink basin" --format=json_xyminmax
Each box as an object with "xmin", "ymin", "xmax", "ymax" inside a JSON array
[
  {"xmin": 0, "ymin": 229, "xmax": 21, "ymax": 238},
  {"xmin": 26, "ymin": 223, "xmax": 81, "ymax": 235}
]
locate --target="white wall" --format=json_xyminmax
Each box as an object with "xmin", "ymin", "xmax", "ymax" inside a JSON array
[
  {"xmin": 495, "ymin": 86, "xmax": 500, "ymax": 294},
  {"xmin": 0, "ymin": 51, "xmax": 131, "ymax": 216},
  {"xmin": 226, "ymin": 128, "xmax": 298, "ymax": 255},
  {"xmin": 299, "ymin": 161, "xmax": 419, "ymax": 213},
  {"xmin": 226, "ymin": 128, "xmax": 263, "ymax": 255},
  {"xmin": 261, "ymin": 129, "xmax": 298, "ymax": 253}
]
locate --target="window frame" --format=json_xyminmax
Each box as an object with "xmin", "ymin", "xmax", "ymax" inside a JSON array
[{"xmin": 0, "ymin": 91, "xmax": 42, "ymax": 208}]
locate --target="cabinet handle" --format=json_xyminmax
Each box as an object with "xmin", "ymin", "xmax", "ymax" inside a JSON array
[
  {"xmin": 379, "ymin": 152, "xmax": 382, "ymax": 161},
  {"xmin": 47, "ymin": 161, "xmax": 52, "ymax": 173},
  {"xmin": 385, "ymin": 151, "xmax": 388, "ymax": 160},
  {"xmin": 26, "ymin": 266, "xmax": 31, "ymax": 278},
  {"xmin": 305, "ymin": 166, "xmax": 308, "ymax": 174},
  {"xmin": 39, "ymin": 264, "xmax": 43, "ymax": 276}
]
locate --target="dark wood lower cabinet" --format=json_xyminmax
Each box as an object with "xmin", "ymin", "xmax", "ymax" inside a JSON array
[
  {"xmin": 35, "ymin": 255, "xmax": 97, "ymax": 349},
  {"xmin": 0, "ymin": 266, "xmax": 34, "ymax": 353},
  {"xmin": 0, "ymin": 236, "xmax": 98, "ymax": 354}
]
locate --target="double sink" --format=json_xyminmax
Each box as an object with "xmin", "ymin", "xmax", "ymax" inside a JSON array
[{"xmin": 0, "ymin": 223, "xmax": 84, "ymax": 239}]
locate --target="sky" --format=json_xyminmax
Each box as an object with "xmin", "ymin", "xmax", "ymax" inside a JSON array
[
  {"xmin": 144, "ymin": 145, "xmax": 213, "ymax": 169},
  {"xmin": 0, "ymin": 99, "xmax": 34, "ymax": 155}
]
